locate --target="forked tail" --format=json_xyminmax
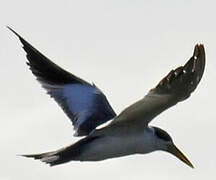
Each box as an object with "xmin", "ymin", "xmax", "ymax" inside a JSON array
[{"xmin": 22, "ymin": 136, "xmax": 100, "ymax": 166}]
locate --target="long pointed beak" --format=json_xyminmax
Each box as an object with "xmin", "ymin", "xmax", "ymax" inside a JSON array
[{"xmin": 167, "ymin": 144, "xmax": 194, "ymax": 168}]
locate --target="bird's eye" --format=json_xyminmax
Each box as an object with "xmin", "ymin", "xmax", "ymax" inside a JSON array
[{"xmin": 154, "ymin": 127, "xmax": 172, "ymax": 142}]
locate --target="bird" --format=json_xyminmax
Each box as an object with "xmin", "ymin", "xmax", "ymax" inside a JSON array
[{"xmin": 8, "ymin": 27, "xmax": 205, "ymax": 168}]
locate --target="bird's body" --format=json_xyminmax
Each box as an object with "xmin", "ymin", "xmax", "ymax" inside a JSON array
[
  {"xmin": 34, "ymin": 125, "xmax": 156, "ymax": 164},
  {"xmin": 76, "ymin": 131, "xmax": 149, "ymax": 161},
  {"xmin": 78, "ymin": 127, "xmax": 155, "ymax": 161},
  {"xmin": 8, "ymin": 27, "xmax": 205, "ymax": 168}
]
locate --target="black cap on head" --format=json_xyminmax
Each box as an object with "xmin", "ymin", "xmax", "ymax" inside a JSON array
[{"xmin": 153, "ymin": 127, "xmax": 172, "ymax": 142}]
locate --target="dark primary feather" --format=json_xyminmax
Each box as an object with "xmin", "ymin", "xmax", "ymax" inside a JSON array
[
  {"xmin": 8, "ymin": 27, "xmax": 116, "ymax": 136},
  {"xmin": 110, "ymin": 44, "xmax": 205, "ymax": 127},
  {"xmin": 151, "ymin": 44, "xmax": 205, "ymax": 101},
  {"xmin": 144, "ymin": 44, "xmax": 206, "ymax": 124},
  {"xmin": 8, "ymin": 27, "xmax": 85, "ymax": 85},
  {"xmin": 142, "ymin": 44, "xmax": 206, "ymax": 124}
]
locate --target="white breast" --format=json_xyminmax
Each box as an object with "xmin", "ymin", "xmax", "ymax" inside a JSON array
[{"xmin": 78, "ymin": 128, "xmax": 156, "ymax": 161}]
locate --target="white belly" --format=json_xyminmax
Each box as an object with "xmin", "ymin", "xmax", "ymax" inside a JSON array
[{"xmin": 77, "ymin": 130, "xmax": 155, "ymax": 161}]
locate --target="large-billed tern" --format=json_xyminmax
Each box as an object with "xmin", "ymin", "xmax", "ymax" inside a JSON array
[{"xmin": 8, "ymin": 27, "xmax": 205, "ymax": 168}]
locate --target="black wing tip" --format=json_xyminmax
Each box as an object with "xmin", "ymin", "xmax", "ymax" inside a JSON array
[
  {"xmin": 7, "ymin": 26, "xmax": 31, "ymax": 48},
  {"xmin": 194, "ymin": 44, "xmax": 205, "ymax": 59},
  {"xmin": 194, "ymin": 43, "xmax": 205, "ymax": 50},
  {"xmin": 7, "ymin": 26, "xmax": 30, "ymax": 49},
  {"xmin": 187, "ymin": 43, "xmax": 206, "ymax": 79},
  {"xmin": 7, "ymin": 26, "xmax": 22, "ymax": 39},
  {"xmin": 194, "ymin": 44, "xmax": 205, "ymax": 66},
  {"xmin": 153, "ymin": 43, "xmax": 206, "ymax": 96}
]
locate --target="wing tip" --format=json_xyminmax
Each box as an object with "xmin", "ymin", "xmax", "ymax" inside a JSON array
[
  {"xmin": 194, "ymin": 44, "xmax": 205, "ymax": 58},
  {"xmin": 7, "ymin": 26, "xmax": 30, "ymax": 50},
  {"xmin": 152, "ymin": 43, "xmax": 206, "ymax": 97},
  {"xmin": 7, "ymin": 26, "xmax": 23, "ymax": 39},
  {"xmin": 191, "ymin": 43, "xmax": 206, "ymax": 77}
]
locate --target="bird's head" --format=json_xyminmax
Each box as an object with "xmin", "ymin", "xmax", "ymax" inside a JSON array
[{"xmin": 152, "ymin": 126, "xmax": 194, "ymax": 168}]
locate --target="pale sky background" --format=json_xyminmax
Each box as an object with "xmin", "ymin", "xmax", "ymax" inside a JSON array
[{"xmin": 0, "ymin": 0, "xmax": 215, "ymax": 179}]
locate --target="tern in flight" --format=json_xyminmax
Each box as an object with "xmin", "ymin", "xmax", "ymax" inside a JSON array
[{"xmin": 8, "ymin": 27, "xmax": 205, "ymax": 168}]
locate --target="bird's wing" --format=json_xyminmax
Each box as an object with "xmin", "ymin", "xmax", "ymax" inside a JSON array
[
  {"xmin": 9, "ymin": 27, "xmax": 116, "ymax": 136},
  {"xmin": 110, "ymin": 44, "xmax": 205, "ymax": 128}
]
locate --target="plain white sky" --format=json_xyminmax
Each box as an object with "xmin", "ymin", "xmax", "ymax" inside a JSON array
[{"xmin": 0, "ymin": 0, "xmax": 215, "ymax": 179}]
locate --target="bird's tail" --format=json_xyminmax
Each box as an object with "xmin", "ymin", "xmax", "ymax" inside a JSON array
[
  {"xmin": 22, "ymin": 150, "xmax": 61, "ymax": 166},
  {"xmin": 21, "ymin": 136, "xmax": 100, "ymax": 166}
]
